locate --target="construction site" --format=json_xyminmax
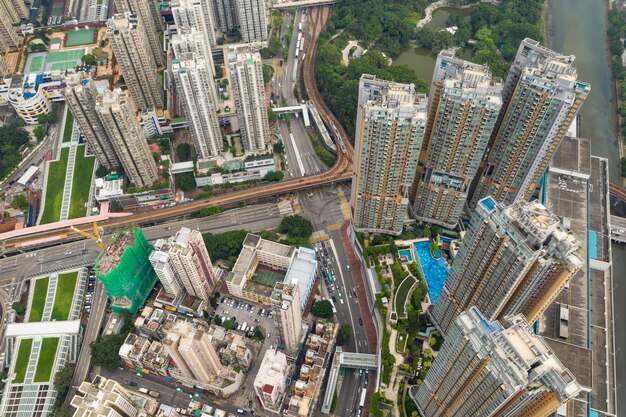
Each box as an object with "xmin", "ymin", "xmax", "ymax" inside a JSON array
[{"xmin": 94, "ymin": 228, "xmax": 157, "ymax": 314}]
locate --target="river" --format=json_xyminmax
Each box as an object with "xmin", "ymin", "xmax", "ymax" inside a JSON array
[{"xmin": 547, "ymin": 0, "xmax": 626, "ymax": 413}]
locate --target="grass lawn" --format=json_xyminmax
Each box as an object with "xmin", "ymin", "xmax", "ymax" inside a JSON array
[
  {"xmin": 34, "ymin": 337, "xmax": 59, "ymax": 382},
  {"xmin": 62, "ymin": 110, "xmax": 74, "ymax": 143},
  {"xmin": 68, "ymin": 145, "xmax": 95, "ymax": 219},
  {"xmin": 394, "ymin": 275, "xmax": 417, "ymax": 318},
  {"xmin": 396, "ymin": 330, "xmax": 408, "ymax": 354},
  {"xmin": 12, "ymin": 339, "xmax": 33, "ymax": 384},
  {"xmin": 50, "ymin": 271, "xmax": 78, "ymax": 321},
  {"xmin": 40, "ymin": 147, "xmax": 69, "ymax": 225},
  {"xmin": 28, "ymin": 277, "xmax": 50, "ymax": 322}
]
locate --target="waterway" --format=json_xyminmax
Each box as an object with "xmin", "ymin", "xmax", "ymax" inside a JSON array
[
  {"xmin": 393, "ymin": 7, "xmax": 477, "ymax": 82},
  {"xmin": 547, "ymin": 0, "xmax": 626, "ymax": 411}
]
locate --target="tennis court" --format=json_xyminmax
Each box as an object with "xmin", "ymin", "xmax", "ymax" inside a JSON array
[
  {"xmin": 66, "ymin": 28, "xmax": 96, "ymax": 46},
  {"xmin": 29, "ymin": 56, "xmax": 44, "ymax": 72},
  {"xmin": 47, "ymin": 49, "xmax": 85, "ymax": 63}
]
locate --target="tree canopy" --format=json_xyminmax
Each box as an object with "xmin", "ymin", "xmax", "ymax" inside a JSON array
[
  {"xmin": 11, "ymin": 302, "xmax": 25, "ymax": 316},
  {"xmin": 203, "ymin": 229, "xmax": 249, "ymax": 267},
  {"xmin": 337, "ymin": 324, "xmax": 352, "ymax": 345},
  {"xmin": 11, "ymin": 194, "xmax": 29, "ymax": 212},
  {"xmin": 263, "ymin": 171, "xmax": 284, "ymax": 182},
  {"xmin": 311, "ymin": 299, "xmax": 334, "ymax": 319},
  {"xmin": 90, "ymin": 333, "xmax": 127, "ymax": 370},
  {"xmin": 278, "ymin": 215, "xmax": 313, "ymax": 239},
  {"xmin": 0, "ymin": 122, "xmax": 30, "ymax": 179},
  {"xmin": 175, "ymin": 172, "xmax": 196, "ymax": 191},
  {"xmin": 176, "ymin": 143, "xmax": 191, "ymax": 162}
]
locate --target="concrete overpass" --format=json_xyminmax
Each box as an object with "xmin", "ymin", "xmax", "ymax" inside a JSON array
[
  {"xmin": 272, "ymin": 104, "xmax": 311, "ymax": 126},
  {"xmin": 272, "ymin": 0, "xmax": 338, "ymax": 9},
  {"xmin": 321, "ymin": 347, "xmax": 378, "ymax": 414}
]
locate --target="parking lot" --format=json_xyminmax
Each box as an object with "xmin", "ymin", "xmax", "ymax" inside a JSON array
[{"xmin": 213, "ymin": 297, "xmax": 280, "ymax": 345}]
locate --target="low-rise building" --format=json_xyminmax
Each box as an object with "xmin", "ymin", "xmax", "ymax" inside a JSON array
[{"xmin": 7, "ymin": 73, "xmax": 65, "ymax": 124}]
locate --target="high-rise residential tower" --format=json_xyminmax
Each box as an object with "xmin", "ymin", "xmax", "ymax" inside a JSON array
[
  {"xmin": 71, "ymin": 376, "xmax": 141, "ymax": 417},
  {"xmin": 235, "ymin": 0, "xmax": 267, "ymax": 44},
  {"xmin": 470, "ymin": 38, "xmax": 590, "ymax": 206},
  {"xmin": 414, "ymin": 308, "xmax": 582, "ymax": 417},
  {"xmin": 107, "ymin": 13, "xmax": 163, "ymax": 111},
  {"xmin": 172, "ymin": 54, "xmax": 222, "ymax": 159},
  {"xmin": 432, "ymin": 197, "xmax": 583, "ymax": 336},
  {"xmin": 1, "ymin": 0, "xmax": 29, "ymax": 24},
  {"xmin": 81, "ymin": 0, "xmax": 110, "ymax": 22},
  {"xmin": 171, "ymin": 0, "xmax": 217, "ymax": 48},
  {"xmin": 114, "ymin": 0, "xmax": 164, "ymax": 66},
  {"xmin": 149, "ymin": 227, "xmax": 218, "ymax": 300},
  {"xmin": 64, "ymin": 74, "xmax": 120, "ymax": 170},
  {"xmin": 212, "ymin": 0, "xmax": 236, "ymax": 32},
  {"xmin": 229, "ymin": 50, "xmax": 269, "ymax": 152},
  {"xmin": 351, "ymin": 74, "xmax": 427, "ymax": 235},
  {"xmin": 411, "ymin": 51, "xmax": 502, "ymax": 228},
  {"xmin": 270, "ymin": 281, "xmax": 302, "ymax": 356},
  {"xmin": 95, "ymin": 89, "xmax": 159, "ymax": 187},
  {"xmin": 0, "ymin": 13, "xmax": 19, "ymax": 53}
]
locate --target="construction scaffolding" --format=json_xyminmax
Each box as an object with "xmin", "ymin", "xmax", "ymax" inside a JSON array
[{"xmin": 94, "ymin": 228, "xmax": 157, "ymax": 314}]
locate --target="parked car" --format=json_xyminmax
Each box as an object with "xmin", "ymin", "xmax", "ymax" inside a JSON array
[{"xmin": 332, "ymin": 296, "xmax": 337, "ymax": 303}]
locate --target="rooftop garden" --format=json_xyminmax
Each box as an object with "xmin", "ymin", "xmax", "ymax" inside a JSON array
[
  {"xmin": 12, "ymin": 339, "xmax": 33, "ymax": 384},
  {"xmin": 34, "ymin": 337, "xmax": 60, "ymax": 383},
  {"xmin": 50, "ymin": 271, "xmax": 78, "ymax": 321},
  {"xmin": 28, "ymin": 277, "xmax": 50, "ymax": 322}
]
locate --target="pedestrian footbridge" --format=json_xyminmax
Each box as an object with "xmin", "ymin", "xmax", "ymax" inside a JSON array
[
  {"xmin": 321, "ymin": 347, "xmax": 378, "ymax": 414},
  {"xmin": 272, "ymin": 104, "xmax": 310, "ymax": 126}
]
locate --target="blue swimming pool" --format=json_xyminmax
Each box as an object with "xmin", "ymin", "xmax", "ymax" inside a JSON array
[
  {"xmin": 413, "ymin": 241, "xmax": 449, "ymax": 303},
  {"xmin": 398, "ymin": 249, "xmax": 413, "ymax": 262}
]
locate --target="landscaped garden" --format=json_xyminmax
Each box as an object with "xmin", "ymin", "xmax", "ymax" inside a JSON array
[
  {"xmin": 28, "ymin": 277, "xmax": 50, "ymax": 322},
  {"xmin": 62, "ymin": 110, "xmax": 74, "ymax": 143},
  {"xmin": 68, "ymin": 145, "xmax": 95, "ymax": 219},
  {"xmin": 50, "ymin": 271, "xmax": 78, "ymax": 321},
  {"xmin": 12, "ymin": 339, "xmax": 33, "ymax": 384},
  {"xmin": 34, "ymin": 337, "xmax": 60, "ymax": 382},
  {"xmin": 40, "ymin": 148, "xmax": 69, "ymax": 224},
  {"xmin": 394, "ymin": 274, "xmax": 417, "ymax": 318}
]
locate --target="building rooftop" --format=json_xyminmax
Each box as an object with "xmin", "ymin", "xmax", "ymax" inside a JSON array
[
  {"xmin": 550, "ymin": 136, "xmax": 591, "ymax": 178},
  {"xmin": 5, "ymin": 319, "xmax": 81, "ymax": 337},
  {"xmin": 96, "ymin": 229, "xmax": 137, "ymax": 275}
]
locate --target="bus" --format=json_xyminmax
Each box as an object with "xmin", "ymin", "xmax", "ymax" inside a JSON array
[
  {"xmin": 329, "ymin": 298, "xmax": 337, "ymax": 314},
  {"xmin": 359, "ymin": 389, "xmax": 366, "ymax": 409}
]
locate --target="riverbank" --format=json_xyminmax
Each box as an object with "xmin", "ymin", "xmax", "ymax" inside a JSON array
[{"xmin": 541, "ymin": 0, "xmax": 552, "ymax": 48}]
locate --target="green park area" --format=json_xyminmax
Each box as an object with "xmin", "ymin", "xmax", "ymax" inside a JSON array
[
  {"xmin": 28, "ymin": 277, "xmax": 50, "ymax": 322},
  {"xmin": 62, "ymin": 111, "xmax": 74, "ymax": 143},
  {"xmin": 68, "ymin": 145, "xmax": 95, "ymax": 219},
  {"xmin": 394, "ymin": 275, "xmax": 417, "ymax": 319},
  {"xmin": 50, "ymin": 271, "xmax": 78, "ymax": 321},
  {"xmin": 34, "ymin": 338, "xmax": 60, "ymax": 382},
  {"xmin": 40, "ymin": 148, "xmax": 69, "ymax": 225},
  {"xmin": 12, "ymin": 339, "xmax": 33, "ymax": 384}
]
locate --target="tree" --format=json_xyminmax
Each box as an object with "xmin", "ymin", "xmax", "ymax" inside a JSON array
[
  {"xmin": 176, "ymin": 143, "xmax": 191, "ymax": 161},
  {"xmin": 53, "ymin": 403, "xmax": 76, "ymax": 417},
  {"xmin": 223, "ymin": 319, "xmax": 235, "ymax": 330},
  {"xmin": 253, "ymin": 328, "xmax": 265, "ymax": 341},
  {"xmin": 262, "ymin": 64, "xmax": 274, "ymax": 85},
  {"xmin": 11, "ymin": 302, "xmax": 26, "ymax": 316},
  {"xmin": 263, "ymin": 171, "xmax": 284, "ymax": 182},
  {"xmin": 203, "ymin": 230, "xmax": 248, "ymax": 262},
  {"xmin": 90, "ymin": 334, "xmax": 126, "ymax": 370},
  {"xmin": 278, "ymin": 215, "xmax": 313, "ymax": 238},
  {"xmin": 311, "ymin": 300, "xmax": 333, "ymax": 319},
  {"xmin": 81, "ymin": 53, "xmax": 97, "ymax": 65},
  {"xmin": 337, "ymin": 324, "xmax": 352, "ymax": 345},
  {"xmin": 33, "ymin": 125, "xmax": 45, "ymax": 141},
  {"xmin": 0, "ymin": 124, "xmax": 30, "ymax": 179},
  {"xmin": 53, "ymin": 366, "xmax": 74, "ymax": 405},
  {"xmin": 273, "ymin": 141, "xmax": 285, "ymax": 154},
  {"xmin": 175, "ymin": 172, "xmax": 196, "ymax": 191},
  {"xmin": 214, "ymin": 64, "xmax": 224, "ymax": 78},
  {"xmin": 158, "ymin": 137, "xmax": 171, "ymax": 154},
  {"xmin": 213, "ymin": 316, "xmax": 222, "ymax": 325},
  {"xmin": 196, "ymin": 206, "xmax": 224, "ymax": 217},
  {"xmin": 95, "ymin": 165, "xmax": 109, "ymax": 178},
  {"xmin": 11, "ymin": 194, "xmax": 29, "ymax": 212},
  {"xmin": 37, "ymin": 114, "xmax": 50, "ymax": 125},
  {"xmin": 268, "ymin": 108, "xmax": 277, "ymax": 124}
]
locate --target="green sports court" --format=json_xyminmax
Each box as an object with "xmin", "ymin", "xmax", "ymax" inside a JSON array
[{"xmin": 65, "ymin": 28, "xmax": 97, "ymax": 47}]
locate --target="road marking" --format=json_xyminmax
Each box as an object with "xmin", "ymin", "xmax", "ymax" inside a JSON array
[{"xmin": 328, "ymin": 238, "xmax": 359, "ymax": 352}]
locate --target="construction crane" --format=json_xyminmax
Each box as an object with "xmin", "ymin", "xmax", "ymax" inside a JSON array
[{"xmin": 70, "ymin": 222, "xmax": 105, "ymax": 251}]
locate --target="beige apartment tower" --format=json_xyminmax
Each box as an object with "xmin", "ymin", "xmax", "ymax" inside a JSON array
[
  {"xmin": 95, "ymin": 89, "xmax": 159, "ymax": 187},
  {"xmin": 107, "ymin": 13, "xmax": 163, "ymax": 110},
  {"xmin": 411, "ymin": 51, "xmax": 502, "ymax": 228},
  {"xmin": 271, "ymin": 281, "xmax": 302, "ymax": 356},
  {"xmin": 71, "ymin": 375, "xmax": 140, "ymax": 417},
  {"xmin": 64, "ymin": 74, "xmax": 120, "ymax": 170},
  {"xmin": 352, "ymin": 74, "xmax": 427, "ymax": 235},
  {"xmin": 114, "ymin": 0, "xmax": 164, "ymax": 66}
]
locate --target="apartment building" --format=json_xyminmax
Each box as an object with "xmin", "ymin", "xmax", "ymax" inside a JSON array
[
  {"xmin": 1, "ymin": 0, "xmax": 28, "ymax": 24},
  {"xmin": 71, "ymin": 376, "xmax": 142, "ymax": 417},
  {"xmin": 432, "ymin": 197, "xmax": 583, "ymax": 336},
  {"xmin": 212, "ymin": 0, "xmax": 236, "ymax": 32},
  {"xmin": 65, "ymin": 74, "xmax": 120, "ymax": 170},
  {"xmin": 95, "ymin": 88, "xmax": 159, "ymax": 187},
  {"xmin": 411, "ymin": 51, "xmax": 502, "ymax": 228},
  {"xmin": 107, "ymin": 13, "xmax": 163, "ymax": 110},
  {"xmin": 114, "ymin": 0, "xmax": 164, "ymax": 66},
  {"xmin": 229, "ymin": 50, "xmax": 269, "ymax": 152},
  {"xmin": 81, "ymin": 0, "xmax": 110, "ymax": 22},
  {"xmin": 178, "ymin": 329, "xmax": 223, "ymax": 383},
  {"xmin": 253, "ymin": 349, "xmax": 289, "ymax": 411},
  {"xmin": 171, "ymin": 0, "xmax": 217, "ymax": 48},
  {"xmin": 150, "ymin": 227, "xmax": 218, "ymax": 300},
  {"xmin": 235, "ymin": 0, "xmax": 267, "ymax": 44},
  {"xmin": 414, "ymin": 308, "xmax": 582, "ymax": 417},
  {"xmin": 270, "ymin": 281, "xmax": 302, "ymax": 356},
  {"xmin": 351, "ymin": 74, "xmax": 427, "ymax": 235},
  {"xmin": 0, "ymin": 14, "xmax": 19, "ymax": 54},
  {"xmin": 470, "ymin": 38, "xmax": 590, "ymax": 206}
]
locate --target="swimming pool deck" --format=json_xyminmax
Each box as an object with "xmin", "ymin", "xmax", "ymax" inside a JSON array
[{"xmin": 396, "ymin": 238, "xmax": 449, "ymax": 304}]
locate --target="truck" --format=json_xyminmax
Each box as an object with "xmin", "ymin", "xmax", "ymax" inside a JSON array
[
  {"xmin": 329, "ymin": 298, "xmax": 337, "ymax": 314},
  {"xmin": 149, "ymin": 390, "xmax": 160, "ymax": 398},
  {"xmin": 359, "ymin": 389, "xmax": 367, "ymax": 409},
  {"xmin": 138, "ymin": 387, "xmax": 149, "ymax": 394}
]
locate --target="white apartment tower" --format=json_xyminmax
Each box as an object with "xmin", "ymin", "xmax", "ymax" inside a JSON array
[
  {"xmin": 212, "ymin": 0, "xmax": 236, "ymax": 32},
  {"xmin": 229, "ymin": 51, "xmax": 269, "ymax": 152},
  {"xmin": 95, "ymin": 89, "xmax": 159, "ymax": 187},
  {"xmin": 114, "ymin": 0, "xmax": 164, "ymax": 66},
  {"xmin": 71, "ymin": 376, "xmax": 140, "ymax": 417},
  {"xmin": 64, "ymin": 75, "xmax": 120, "ymax": 170},
  {"xmin": 150, "ymin": 227, "xmax": 217, "ymax": 300},
  {"xmin": 81, "ymin": 0, "xmax": 110, "ymax": 22},
  {"xmin": 270, "ymin": 281, "xmax": 302, "ymax": 356},
  {"xmin": 171, "ymin": 0, "xmax": 218, "ymax": 48},
  {"xmin": 431, "ymin": 197, "xmax": 583, "ymax": 336},
  {"xmin": 172, "ymin": 54, "xmax": 223, "ymax": 159},
  {"xmin": 107, "ymin": 13, "xmax": 163, "ymax": 110},
  {"xmin": 235, "ymin": 0, "xmax": 267, "ymax": 43},
  {"xmin": 411, "ymin": 51, "xmax": 502, "ymax": 228},
  {"xmin": 352, "ymin": 74, "xmax": 427, "ymax": 235},
  {"xmin": 414, "ymin": 308, "xmax": 582, "ymax": 417},
  {"xmin": 178, "ymin": 329, "xmax": 223, "ymax": 383}
]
